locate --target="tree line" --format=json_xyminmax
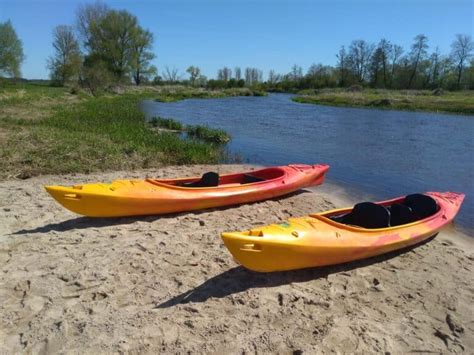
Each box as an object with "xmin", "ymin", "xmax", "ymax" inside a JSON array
[
  {"xmin": 184, "ymin": 34, "xmax": 473, "ymax": 91},
  {"xmin": 1, "ymin": 2, "xmax": 473, "ymax": 92}
]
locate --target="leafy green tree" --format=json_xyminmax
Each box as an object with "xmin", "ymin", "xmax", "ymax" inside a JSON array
[
  {"xmin": 47, "ymin": 25, "xmax": 82, "ymax": 86},
  {"xmin": 130, "ymin": 27, "xmax": 156, "ymax": 85},
  {"xmin": 82, "ymin": 54, "xmax": 113, "ymax": 96},
  {"xmin": 0, "ymin": 20, "xmax": 25, "ymax": 78},
  {"xmin": 186, "ymin": 65, "xmax": 201, "ymax": 86},
  {"xmin": 88, "ymin": 10, "xmax": 138, "ymax": 81}
]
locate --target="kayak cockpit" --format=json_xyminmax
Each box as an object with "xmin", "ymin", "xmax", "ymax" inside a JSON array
[
  {"xmin": 321, "ymin": 193, "xmax": 439, "ymax": 229},
  {"xmin": 147, "ymin": 167, "xmax": 286, "ymax": 188}
]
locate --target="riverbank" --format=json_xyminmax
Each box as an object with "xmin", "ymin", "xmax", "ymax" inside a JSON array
[
  {"xmin": 293, "ymin": 89, "xmax": 474, "ymax": 115},
  {"xmin": 1, "ymin": 165, "xmax": 472, "ymax": 353},
  {"xmin": 0, "ymin": 84, "xmax": 253, "ymax": 179}
]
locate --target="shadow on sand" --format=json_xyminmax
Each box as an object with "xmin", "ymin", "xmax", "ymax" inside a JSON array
[
  {"xmin": 12, "ymin": 190, "xmax": 311, "ymax": 235},
  {"xmin": 155, "ymin": 235, "xmax": 436, "ymax": 308}
]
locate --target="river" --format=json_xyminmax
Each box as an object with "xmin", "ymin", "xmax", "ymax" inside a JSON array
[{"xmin": 141, "ymin": 93, "xmax": 474, "ymax": 234}]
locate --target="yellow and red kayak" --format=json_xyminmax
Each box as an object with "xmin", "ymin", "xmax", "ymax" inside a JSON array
[
  {"xmin": 45, "ymin": 164, "xmax": 329, "ymax": 217},
  {"xmin": 221, "ymin": 192, "xmax": 464, "ymax": 272}
]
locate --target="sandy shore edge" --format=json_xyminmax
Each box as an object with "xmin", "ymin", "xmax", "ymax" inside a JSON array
[{"xmin": 1, "ymin": 165, "xmax": 472, "ymax": 353}]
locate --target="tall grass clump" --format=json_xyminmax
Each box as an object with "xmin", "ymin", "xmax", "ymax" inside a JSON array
[
  {"xmin": 186, "ymin": 125, "xmax": 231, "ymax": 144},
  {"xmin": 149, "ymin": 116, "xmax": 183, "ymax": 130}
]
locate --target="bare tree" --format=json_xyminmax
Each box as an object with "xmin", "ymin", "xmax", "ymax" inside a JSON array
[
  {"xmin": 348, "ymin": 40, "xmax": 374, "ymax": 83},
  {"xmin": 390, "ymin": 44, "xmax": 403, "ymax": 86},
  {"xmin": 75, "ymin": 0, "xmax": 109, "ymax": 49},
  {"xmin": 162, "ymin": 66, "xmax": 181, "ymax": 83},
  {"xmin": 378, "ymin": 39, "xmax": 391, "ymax": 87},
  {"xmin": 451, "ymin": 34, "xmax": 474, "ymax": 88},
  {"xmin": 47, "ymin": 25, "xmax": 82, "ymax": 85},
  {"xmin": 244, "ymin": 67, "xmax": 262, "ymax": 86},
  {"xmin": 244, "ymin": 67, "xmax": 252, "ymax": 85},
  {"xmin": 289, "ymin": 64, "xmax": 303, "ymax": 81},
  {"xmin": 267, "ymin": 69, "xmax": 281, "ymax": 85},
  {"xmin": 426, "ymin": 47, "xmax": 441, "ymax": 88},
  {"xmin": 234, "ymin": 67, "xmax": 241, "ymax": 81},
  {"xmin": 407, "ymin": 34, "xmax": 429, "ymax": 88},
  {"xmin": 217, "ymin": 67, "xmax": 232, "ymax": 81},
  {"xmin": 336, "ymin": 46, "xmax": 347, "ymax": 86}
]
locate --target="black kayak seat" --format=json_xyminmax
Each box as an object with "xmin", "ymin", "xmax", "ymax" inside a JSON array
[
  {"xmin": 182, "ymin": 172, "xmax": 219, "ymax": 188},
  {"xmin": 337, "ymin": 202, "xmax": 391, "ymax": 229},
  {"xmin": 389, "ymin": 203, "xmax": 415, "ymax": 226},
  {"xmin": 403, "ymin": 193, "xmax": 438, "ymax": 220},
  {"xmin": 242, "ymin": 174, "xmax": 266, "ymax": 184}
]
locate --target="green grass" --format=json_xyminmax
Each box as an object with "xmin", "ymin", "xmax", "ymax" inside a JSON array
[
  {"xmin": 149, "ymin": 116, "xmax": 184, "ymax": 130},
  {"xmin": 293, "ymin": 89, "xmax": 474, "ymax": 115},
  {"xmin": 186, "ymin": 125, "xmax": 231, "ymax": 144},
  {"xmin": 148, "ymin": 116, "xmax": 231, "ymax": 144},
  {"xmin": 0, "ymin": 83, "xmax": 239, "ymax": 179}
]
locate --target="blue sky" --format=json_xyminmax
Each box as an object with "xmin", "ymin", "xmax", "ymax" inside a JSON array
[{"xmin": 1, "ymin": 0, "xmax": 472, "ymax": 80}]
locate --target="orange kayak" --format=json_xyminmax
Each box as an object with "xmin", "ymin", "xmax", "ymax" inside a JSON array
[
  {"xmin": 221, "ymin": 192, "xmax": 465, "ymax": 272},
  {"xmin": 45, "ymin": 164, "xmax": 329, "ymax": 217}
]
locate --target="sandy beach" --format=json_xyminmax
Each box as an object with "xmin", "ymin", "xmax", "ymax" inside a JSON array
[{"xmin": 0, "ymin": 165, "xmax": 472, "ymax": 353}]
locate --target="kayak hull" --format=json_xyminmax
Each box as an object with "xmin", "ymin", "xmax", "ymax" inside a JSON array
[
  {"xmin": 45, "ymin": 164, "xmax": 329, "ymax": 217},
  {"xmin": 221, "ymin": 192, "xmax": 464, "ymax": 272}
]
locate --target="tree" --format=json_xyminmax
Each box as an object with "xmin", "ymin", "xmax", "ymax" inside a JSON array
[
  {"xmin": 244, "ymin": 67, "xmax": 262, "ymax": 86},
  {"xmin": 88, "ymin": 9, "xmax": 138, "ymax": 81},
  {"xmin": 234, "ymin": 67, "xmax": 241, "ymax": 80},
  {"xmin": 267, "ymin": 69, "xmax": 281, "ymax": 85},
  {"xmin": 348, "ymin": 40, "xmax": 374, "ymax": 83},
  {"xmin": 186, "ymin": 65, "xmax": 201, "ymax": 86},
  {"xmin": 217, "ymin": 67, "xmax": 232, "ymax": 81},
  {"xmin": 336, "ymin": 46, "xmax": 348, "ymax": 86},
  {"xmin": 130, "ymin": 27, "xmax": 156, "ymax": 85},
  {"xmin": 0, "ymin": 20, "xmax": 25, "ymax": 78},
  {"xmin": 390, "ymin": 44, "xmax": 403, "ymax": 87},
  {"xmin": 427, "ymin": 48, "xmax": 441, "ymax": 88},
  {"xmin": 451, "ymin": 34, "xmax": 473, "ymax": 88},
  {"xmin": 47, "ymin": 25, "xmax": 82, "ymax": 85},
  {"xmin": 306, "ymin": 63, "xmax": 335, "ymax": 88},
  {"xmin": 195, "ymin": 74, "xmax": 207, "ymax": 87},
  {"xmin": 162, "ymin": 66, "xmax": 181, "ymax": 83},
  {"xmin": 369, "ymin": 47, "xmax": 384, "ymax": 87},
  {"xmin": 377, "ymin": 39, "xmax": 391, "ymax": 87},
  {"xmin": 76, "ymin": 0, "xmax": 109, "ymax": 49},
  {"xmin": 407, "ymin": 34, "xmax": 429, "ymax": 88},
  {"xmin": 289, "ymin": 64, "xmax": 303, "ymax": 81},
  {"xmin": 82, "ymin": 54, "xmax": 113, "ymax": 96}
]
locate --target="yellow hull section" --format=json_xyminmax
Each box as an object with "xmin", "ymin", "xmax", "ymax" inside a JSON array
[{"xmin": 221, "ymin": 192, "xmax": 464, "ymax": 272}]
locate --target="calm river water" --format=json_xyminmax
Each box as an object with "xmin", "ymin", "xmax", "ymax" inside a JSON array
[{"xmin": 141, "ymin": 94, "xmax": 474, "ymax": 234}]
